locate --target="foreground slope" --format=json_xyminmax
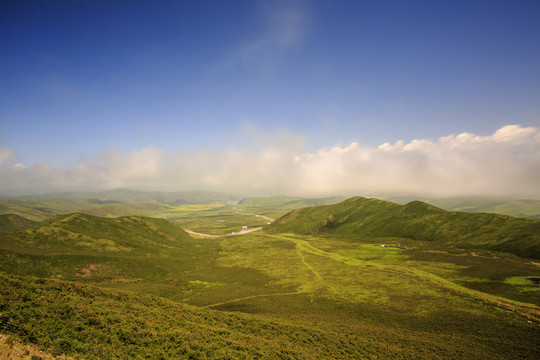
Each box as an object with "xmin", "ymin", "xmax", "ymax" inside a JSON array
[
  {"xmin": 0, "ymin": 273, "xmax": 389, "ymax": 359},
  {"xmin": 267, "ymin": 197, "xmax": 540, "ymax": 258}
]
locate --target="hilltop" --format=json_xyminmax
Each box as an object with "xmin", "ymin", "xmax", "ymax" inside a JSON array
[
  {"xmin": 267, "ymin": 196, "xmax": 540, "ymax": 258},
  {"xmin": 239, "ymin": 195, "xmax": 346, "ymax": 219}
]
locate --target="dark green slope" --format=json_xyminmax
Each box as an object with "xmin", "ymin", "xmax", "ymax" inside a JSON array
[
  {"xmin": 267, "ymin": 197, "xmax": 540, "ymax": 258},
  {"xmin": 0, "ymin": 214, "xmax": 37, "ymax": 233}
]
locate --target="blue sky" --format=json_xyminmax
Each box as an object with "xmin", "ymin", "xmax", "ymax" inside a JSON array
[{"xmin": 1, "ymin": 0, "xmax": 540, "ymax": 196}]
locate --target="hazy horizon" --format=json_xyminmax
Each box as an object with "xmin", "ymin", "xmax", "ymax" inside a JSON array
[{"xmin": 2, "ymin": 1, "xmax": 539, "ymax": 198}]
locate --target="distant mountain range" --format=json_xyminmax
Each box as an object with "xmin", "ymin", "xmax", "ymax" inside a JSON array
[
  {"xmin": 426, "ymin": 197, "xmax": 540, "ymax": 219},
  {"xmin": 0, "ymin": 189, "xmax": 244, "ymax": 221},
  {"xmin": 15, "ymin": 189, "xmax": 244, "ymax": 204}
]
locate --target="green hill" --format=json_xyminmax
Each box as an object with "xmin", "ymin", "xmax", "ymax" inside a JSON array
[
  {"xmin": 0, "ymin": 214, "xmax": 36, "ymax": 233},
  {"xmin": 239, "ymin": 195, "xmax": 346, "ymax": 219},
  {"xmin": 0, "ymin": 213, "xmax": 277, "ymax": 304},
  {"xmin": 0, "ymin": 213, "xmax": 222, "ymax": 301},
  {"xmin": 1, "ymin": 213, "xmax": 193, "ymax": 255},
  {"xmin": 267, "ymin": 197, "xmax": 540, "ymax": 258}
]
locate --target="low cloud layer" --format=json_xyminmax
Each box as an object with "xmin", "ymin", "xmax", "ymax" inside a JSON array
[{"xmin": 1, "ymin": 124, "xmax": 540, "ymax": 198}]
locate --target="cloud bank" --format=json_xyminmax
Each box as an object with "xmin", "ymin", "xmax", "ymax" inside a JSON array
[{"xmin": 1, "ymin": 124, "xmax": 540, "ymax": 198}]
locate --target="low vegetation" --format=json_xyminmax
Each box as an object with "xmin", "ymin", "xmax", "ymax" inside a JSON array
[{"xmin": 0, "ymin": 191, "xmax": 538, "ymax": 359}]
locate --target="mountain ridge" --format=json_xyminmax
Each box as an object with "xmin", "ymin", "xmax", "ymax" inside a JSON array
[{"xmin": 267, "ymin": 196, "xmax": 540, "ymax": 258}]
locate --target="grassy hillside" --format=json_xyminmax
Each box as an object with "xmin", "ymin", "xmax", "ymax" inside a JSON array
[
  {"xmin": 267, "ymin": 197, "xmax": 540, "ymax": 258},
  {"xmin": 1, "ymin": 273, "xmax": 398, "ymax": 359},
  {"xmin": 1, "ymin": 213, "xmax": 193, "ymax": 255},
  {"xmin": 428, "ymin": 196, "xmax": 540, "ymax": 219},
  {"xmin": 0, "ymin": 213, "xmax": 279, "ymax": 303},
  {"xmin": 1, "ymin": 235, "xmax": 539, "ymax": 359},
  {"xmin": 239, "ymin": 195, "xmax": 346, "ymax": 219},
  {"xmin": 0, "ymin": 210, "xmax": 539, "ymax": 358},
  {"xmin": 0, "ymin": 214, "xmax": 36, "ymax": 233}
]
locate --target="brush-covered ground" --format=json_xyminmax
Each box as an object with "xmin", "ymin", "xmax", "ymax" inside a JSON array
[{"xmin": 0, "ymin": 194, "xmax": 539, "ymax": 359}]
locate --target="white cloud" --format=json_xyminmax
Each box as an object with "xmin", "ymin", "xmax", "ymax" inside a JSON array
[{"xmin": 1, "ymin": 124, "xmax": 540, "ymax": 198}]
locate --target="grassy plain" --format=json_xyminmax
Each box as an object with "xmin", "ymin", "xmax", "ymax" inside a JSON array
[{"xmin": 0, "ymin": 194, "xmax": 539, "ymax": 358}]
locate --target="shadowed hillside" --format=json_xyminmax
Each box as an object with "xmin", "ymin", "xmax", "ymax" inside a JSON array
[{"xmin": 267, "ymin": 197, "xmax": 540, "ymax": 258}]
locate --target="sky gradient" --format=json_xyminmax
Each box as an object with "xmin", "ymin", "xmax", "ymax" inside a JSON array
[{"xmin": 1, "ymin": 0, "xmax": 540, "ymax": 197}]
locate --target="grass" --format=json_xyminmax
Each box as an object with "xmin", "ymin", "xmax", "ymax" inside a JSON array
[{"xmin": 0, "ymin": 196, "xmax": 539, "ymax": 358}]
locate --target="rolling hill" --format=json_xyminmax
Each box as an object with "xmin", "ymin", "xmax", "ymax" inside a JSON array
[
  {"xmin": 1, "ymin": 213, "xmax": 193, "ymax": 255},
  {"xmin": 0, "ymin": 214, "xmax": 37, "ymax": 233},
  {"xmin": 267, "ymin": 196, "xmax": 540, "ymax": 258},
  {"xmin": 239, "ymin": 195, "xmax": 346, "ymax": 219},
  {"xmin": 0, "ymin": 189, "xmax": 244, "ymax": 221}
]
